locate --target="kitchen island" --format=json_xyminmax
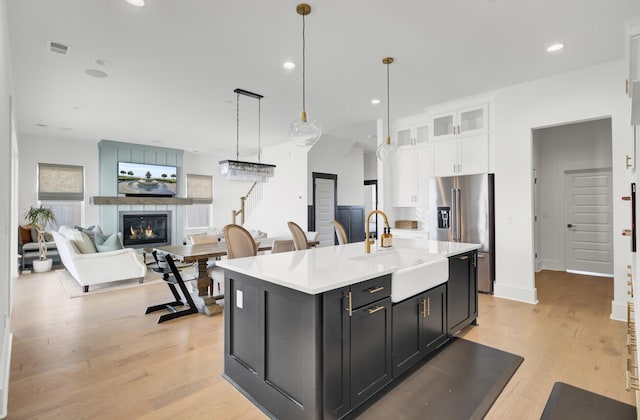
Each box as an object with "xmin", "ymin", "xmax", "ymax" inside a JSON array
[{"xmin": 217, "ymin": 239, "xmax": 480, "ymax": 420}]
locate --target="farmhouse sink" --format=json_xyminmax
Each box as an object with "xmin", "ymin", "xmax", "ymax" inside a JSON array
[{"xmin": 350, "ymin": 249, "xmax": 449, "ymax": 302}]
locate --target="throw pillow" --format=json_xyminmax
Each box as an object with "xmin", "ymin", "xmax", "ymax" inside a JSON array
[
  {"xmin": 95, "ymin": 232, "xmax": 124, "ymax": 252},
  {"xmin": 29, "ymin": 227, "xmax": 54, "ymax": 243},
  {"xmin": 74, "ymin": 225, "xmax": 103, "ymax": 247},
  {"xmin": 70, "ymin": 231, "xmax": 97, "ymax": 254},
  {"xmin": 19, "ymin": 225, "xmax": 32, "ymax": 244}
]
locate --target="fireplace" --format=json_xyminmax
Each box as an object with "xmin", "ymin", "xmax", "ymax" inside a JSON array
[{"xmin": 119, "ymin": 211, "xmax": 171, "ymax": 248}]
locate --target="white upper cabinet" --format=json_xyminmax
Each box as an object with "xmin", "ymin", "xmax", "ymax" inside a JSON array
[
  {"xmin": 431, "ymin": 103, "xmax": 488, "ymax": 140},
  {"xmin": 392, "ymin": 146, "xmax": 431, "ymax": 207},
  {"xmin": 395, "ymin": 122, "xmax": 429, "ymax": 147},
  {"xmin": 432, "ymin": 134, "xmax": 489, "ymax": 177},
  {"xmin": 629, "ymin": 26, "xmax": 640, "ymax": 125}
]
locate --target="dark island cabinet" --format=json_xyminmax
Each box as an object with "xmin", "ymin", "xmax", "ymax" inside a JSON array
[
  {"xmin": 323, "ymin": 275, "xmax": 392, "ymax": 419},
  {"xmin": 392, "ymin": 283, "xmax": 447, "ymax": 378},
  {"xmin": 447, "ymin": 250, "xmax": 478, "ymax": 336}
]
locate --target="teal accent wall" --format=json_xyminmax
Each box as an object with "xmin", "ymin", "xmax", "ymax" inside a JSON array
[{"xmin": 98, "ymin": 140, "xmax": 184, "ymax": 245}]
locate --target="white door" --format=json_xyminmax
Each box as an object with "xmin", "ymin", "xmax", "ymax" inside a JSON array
[
  {"xmin": 314, "ymin": 177, "xmax": 335, "ymax": 247},
  {"xmin": 564, "ymin": 169, "xmax": 613, "ymax": 276}
]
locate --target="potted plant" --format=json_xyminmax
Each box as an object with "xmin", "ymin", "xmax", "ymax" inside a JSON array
[{"xmin": 24, "ymin": 205, "xmax": 56, "ymax": 272}]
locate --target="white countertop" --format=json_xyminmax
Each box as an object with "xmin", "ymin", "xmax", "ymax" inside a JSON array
[{"xmin": 217, "ymin": 238, "xmax": 480, "ymax": 295}]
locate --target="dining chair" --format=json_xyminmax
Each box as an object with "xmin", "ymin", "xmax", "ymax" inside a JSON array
[
  {"xmin": 332, "ymin": 220, "xmax": 348, "ymax": 245},
  {"xmin": 271, "ymin": 239, "xmax": 295, "ymax": 253},
  {"xmin": 288, "ymin": 221, "xmax": 309, "ymax": 251},
  {"xmin": 224, "ymin": 224, "xmax": 258, "ymax": 259}
]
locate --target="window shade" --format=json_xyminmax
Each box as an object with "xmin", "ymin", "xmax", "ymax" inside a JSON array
[
  {"xmin": 186, "ymin": 174, "xmax": 213, "ymax": 204},
  {"xmin": 38, "ymin": 163, "xmax": 84, "ymax": 201}
]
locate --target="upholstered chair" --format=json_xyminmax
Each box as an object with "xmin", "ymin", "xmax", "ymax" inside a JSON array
[
  {"xmin": 271, "ymin": 239, "xmax": 295, "ymax": 254},
  {"xmin": 224, "ymin": 224, "xmax": 258, "ymax": 259},
  {"xmin": 288, "ymin": 221, "xmax": 309, "ymax": 251},
  {"xmin": 332, "ymin": 220, "xmax": 348, "ymax": 245}
]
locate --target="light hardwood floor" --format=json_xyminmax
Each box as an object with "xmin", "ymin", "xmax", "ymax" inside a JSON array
[{"xmin": 7, "ymin": 269, "xmax": 635, "ymax": 419}]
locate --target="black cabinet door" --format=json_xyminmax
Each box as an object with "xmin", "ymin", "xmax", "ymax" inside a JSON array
[
  {"xmin": 392, "ymin": 295, "xmax": 422, "ymax": 378},
  {"xmin": 421, "ymin": 283, "xmax": 448, "ymax": 354},
  {"xmin": 322, "ymin": 287, "xmax": 351, "ymax": 420},
  {"xmin": 350, "ymin": 297, "xmax": 392, "ymax": 409},
  {"xmin": 447, "ymin": 251, "xmax": 478, "ymax": 335}
]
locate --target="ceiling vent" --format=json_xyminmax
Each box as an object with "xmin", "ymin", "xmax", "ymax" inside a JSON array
[{"xmin": 48, "ymin": 41, "xmax": 69, "ymax": 55}]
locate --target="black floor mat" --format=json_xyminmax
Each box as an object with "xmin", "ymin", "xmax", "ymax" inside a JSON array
[
  {"xmin": 541, "ymin": 382, "xmax": 636, "ymax": 420},
  {"xmin": 355, "ymin": 338, "xmax": 524, "ymax": 420}
]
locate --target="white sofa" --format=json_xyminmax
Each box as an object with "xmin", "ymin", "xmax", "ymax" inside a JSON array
[{"xmin": 52, "ymin": 227, "xmax": 147, "ymax": 292}]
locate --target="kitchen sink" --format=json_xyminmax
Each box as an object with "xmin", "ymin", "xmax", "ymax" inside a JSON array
[{"xmin": 350, "ymin": 249, "xmax": 449, "ymax": 302}]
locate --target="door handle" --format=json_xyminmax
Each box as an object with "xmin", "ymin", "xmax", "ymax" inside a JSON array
[{"xmin": 567, "ymin": 224, "xmax": 574, "ymax": 228}]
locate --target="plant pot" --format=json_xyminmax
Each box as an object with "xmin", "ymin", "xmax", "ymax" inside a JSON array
[{"xmin": 33, "ymin": 258, "xmax": 53, "ymax": 273}]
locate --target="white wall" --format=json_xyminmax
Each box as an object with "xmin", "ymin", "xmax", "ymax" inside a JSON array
[
  {"xmin": 363, "ymin": 152, "xmax": 377, "ymax": 181},
  {"xmin": 0, "ymin": 0, "xmax": 13, "ymax": 416},
  {"xmin": 18, "ymin": 135, "xmax": 100, "ymax": 226},
  {"xmin": 308, "ymin": 134, "xmax": 364, "ymax": 206},
  {"xmin": 492, "ymin": 60, "xmax": 631, "ymax": 320},
  {"xmin": 245, "ymin": 141, "xmax": 309, "ymax": 235},
  {"xmin": 534, "ymin": 119, "xmax": 613, "ymax": 271}
]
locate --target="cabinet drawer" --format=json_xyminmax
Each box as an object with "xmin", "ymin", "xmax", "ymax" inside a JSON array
[{"xmin": 351, "ymin": 275, "xmax": 391, "ymax": 309}]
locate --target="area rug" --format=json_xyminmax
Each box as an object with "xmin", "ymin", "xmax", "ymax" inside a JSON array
[
  {"xmin": 56, "ymin": 268, "xmax": 170, "ymax": 298},
  {"xmin": 354, "ymin": 338, "xmax": 524, "ymax": 420},
  {"xmin": 540, "ymin": 382, "xmax": 635, "ymax": 419}
]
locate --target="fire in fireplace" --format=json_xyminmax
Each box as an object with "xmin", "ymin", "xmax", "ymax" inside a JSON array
[{"xmin": 119, "ymin": 211, "xmax": 171, "ymax": 248}]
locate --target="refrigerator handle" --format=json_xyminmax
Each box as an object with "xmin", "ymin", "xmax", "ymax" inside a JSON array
[
  {"xmin": 451, "ymin": 188, "xmax": 457, "ymax": 240},
  {"xmin": 455, "ymin": 188, "xmax": 462, "ymax": 241}
]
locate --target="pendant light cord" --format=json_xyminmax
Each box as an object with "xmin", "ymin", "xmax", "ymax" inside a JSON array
[
  {"xmin": 236, "ymin": 91, "xmax": 240, "ymax": 161},
  {"xmin": 302, "ymin": 13, "xmax": 306, "ymax": 115},
  {"xmin": 258, "ymin": 97, "xmax": 261, "ymax": 163},
  {"xmin": 386, "ymin": 61, "xmax": 390, "ymax": 140}
]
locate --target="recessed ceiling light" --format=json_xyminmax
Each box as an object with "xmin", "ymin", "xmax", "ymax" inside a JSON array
[
  {"xmin": 126, "ymin": 0, "xmax": 145, "ymax": 6},
  {"xmin": 36, "ymin": 123, "xmax": 47, "ymax": 127},
  {"xmin": 84, "ymin": 69, "xmax": 108, "ymax": 78},
  {"xmin": 546, "ymin": 43, "xmax": 564, "ymax": 53},
  {"xmin": 283, "ymin": 61, "xmax": 296, "ymax": 70},
  {"xmin": 371, "ymin": 98, "xmax": 381, "ymax": 105},
  {"xmin": 93, "ymin": 58, "xmax": 111, "ymax": 67}
]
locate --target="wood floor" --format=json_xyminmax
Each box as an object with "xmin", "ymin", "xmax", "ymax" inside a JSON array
[{"xmin": 6, "ymin": 269, "xmax": 634, "ymax": 419}]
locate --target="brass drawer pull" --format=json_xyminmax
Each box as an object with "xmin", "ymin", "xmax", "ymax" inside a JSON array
[
  {"xmin": 420, "ymin": 298, "xmax": 431, "ymax": 318},
  {"xmin": 367, "ymin": 286, "xmax": 385, "ymax": 294},
  {"xmin": 368, "ymin": 305, "xmax": 384, "ymax": 315},
  {"xmin": 457, "ymin": 255, "xmax": 469, "ymax": 260},
  {"xmin": 345, "ymin": 291, "xmax": 352, "ymax": 317}
]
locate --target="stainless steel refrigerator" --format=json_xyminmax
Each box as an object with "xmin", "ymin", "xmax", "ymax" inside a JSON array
[{"xmin": 429, "ymin": 174, "xmax": 495, "ymax": 293}]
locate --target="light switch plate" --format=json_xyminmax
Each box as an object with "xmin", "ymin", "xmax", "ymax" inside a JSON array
[{"xmin": 236, "ymin": 290, "xmax": 243, "ymax": 309}]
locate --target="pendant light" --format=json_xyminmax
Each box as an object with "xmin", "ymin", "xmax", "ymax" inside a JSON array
[
  {"xmin": 376, "ymin": 57, "xmax": 399, "ymax": 162},
  {"xmin": 289, "ymin": 3, "xmax": 322, "ymax": 147},
  {"xmin": 219, "ymin": 89, "xmax": 276, "ymax": 182}
]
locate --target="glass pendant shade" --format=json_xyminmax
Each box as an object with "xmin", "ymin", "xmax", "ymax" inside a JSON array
[
  {"xmin": 289, "ymin": 112, "xmax": 322, "ymax": 147},
  {"xmin": 290, "ymin": 4, "xmax": 321, "ymax": 147},
  {"xmin": 376, "ymin": 136, "xmax": 399, "ymax": 162}
]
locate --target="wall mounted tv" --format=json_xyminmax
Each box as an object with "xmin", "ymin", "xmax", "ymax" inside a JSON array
[{"xmin": 117, "ymin": 161, "xmax": 178, "ymax": 197}]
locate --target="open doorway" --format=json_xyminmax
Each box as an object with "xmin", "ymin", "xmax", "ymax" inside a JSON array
[
  {"xmin": 312, "ymin": 172, "xmax": 337, "ymax": 247},
  {"xmin": 364, "ymin": 180, "xmax": 378, "ymax": 238},
  {"xmin": 532, "ymin": 118, "xmax": 613, "ymax": 285}
]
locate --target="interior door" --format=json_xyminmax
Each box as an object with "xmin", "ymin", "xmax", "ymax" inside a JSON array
[
  {"xmin": 564, "ymin": 169, "xmax": 613, "ymax": 276},
  {"xmin": 314, "ymin": 175, "xmax": 336, "ymax": 247}
]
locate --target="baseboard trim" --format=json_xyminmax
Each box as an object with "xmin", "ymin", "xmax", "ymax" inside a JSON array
[
  {"xmin": 0, "ymin": 331, "xmax": 12, "ymax": 419},
  {"xmin": 566, "ymin": 269, "xmax": 613, "ymax": 278},
  {"xmin": 493, "ymin": 282, "xmax": 538, "ymax": 304},
  {"xmin": 610, "ymin": 300, "xmax": 628, "ymax": 322}
]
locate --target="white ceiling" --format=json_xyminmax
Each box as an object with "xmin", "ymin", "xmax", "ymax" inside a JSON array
[{"xmin": 7, "ymin": 0, "xmax": 640, "ymax": 155}]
